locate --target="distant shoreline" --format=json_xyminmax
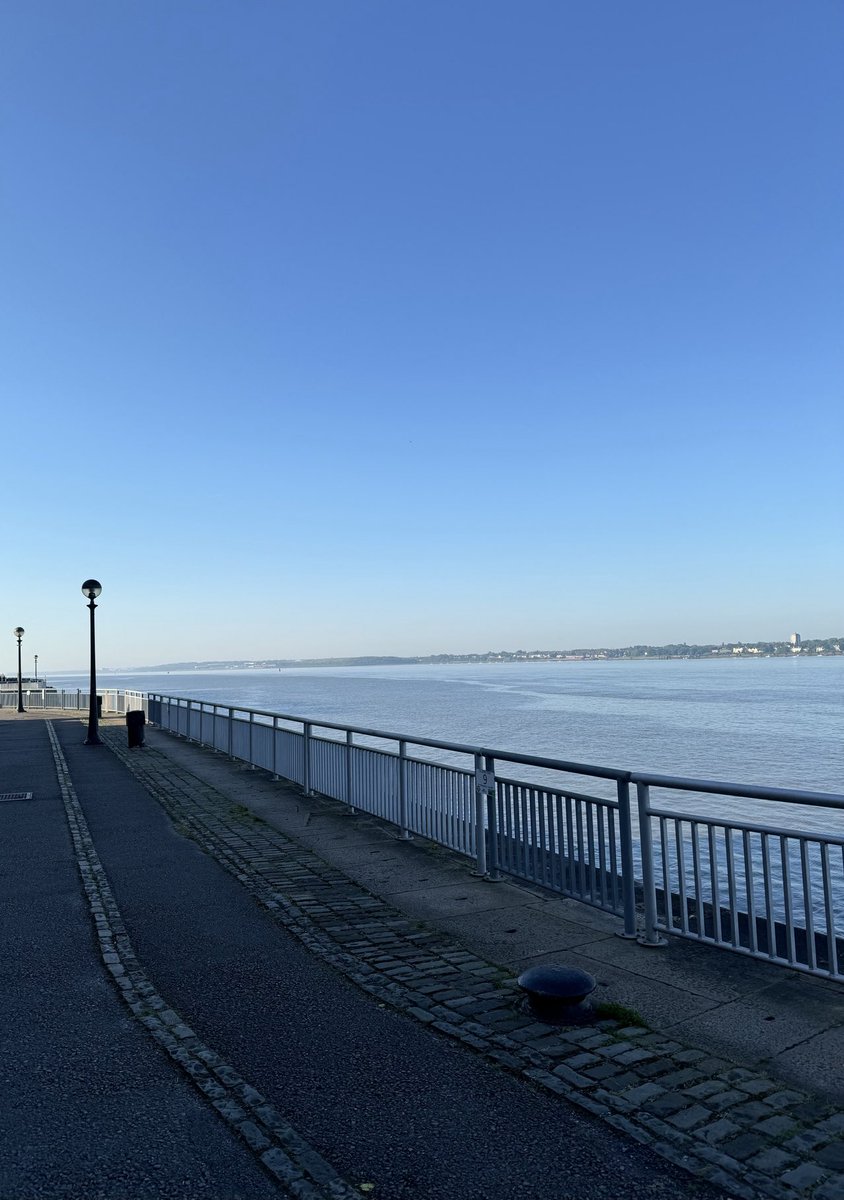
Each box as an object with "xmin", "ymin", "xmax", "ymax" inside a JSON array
[{"xmin": 89, "ymin": 641, "xmax": 842, "ymax": 675}]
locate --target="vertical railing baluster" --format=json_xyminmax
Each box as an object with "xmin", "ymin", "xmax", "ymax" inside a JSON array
[
  {"xmin": 473, "ymin": 752, "xmax": 486, "ymax": 876},
  {"xmin": 743, "ymin": 830, "xmax": 758, "ymax": 953},
  {"xmin": 486, "ymin": 756, "xmax": 501, "ymax": 881},
  {"xmin": 608, "ymin": 806, "xmax": 619, "ymax": 913},
  {"xmin": 781, "ymin": 838, "xmax": 796, "ymax": 965},
  {"xmin": 636, "ymin": 782, "xmax": 665, "ymax": 946},
  {"xmin": 586, "ymin": 802, "xmax": 597, "ymax": 901},
  {"xmin": 708, "ymin": 826, "xmax": 723, "ymax": 944},
  {"xmin": 594, "ymin": 804, "xmax": 605, "ymax": 906},
  {"xmin": 725, "ymin": 827, "xmax": 739, "ymax": 947},
  {"xmin": 675, "ymin": 821, "xmax": 688, "ymax": 934},
  {"xmin": 659, "ymin": 817, "xmax": 671, "ymax": 928},
  {"xmin": 553, "ymin": 793, "xmax": 565, "ymax": 893},
  {"xmin": 800, "ymin": 839, "xmax": 816, "ymax": 971},
  {"xmin": 303, "ymin": 722, "xmax": 312, "ymax": 795},
  {"xmin": 346, "ymin": 730, "xmax": 354, "ymax": 810},
  {"xmin": 821, "ymin": 844, "xmax": 838, "ymax": 978},
  {"xmin": 616, "ymin": 778, "xmax": 636, "ymax": 938},
  {"xmin": 520, "ymin": 786, "xmax": 530, "ymax": 879},
  {"xmin": 575, "ymin": 800, "xmax": 585, "ymax": 898},
  {"xmin": 761, "ymin": 833, "xmax": 776, "ymax": 958},
  {"xmin": 398, "ymin": 740, "xmax": 411, "ymax": 840}
]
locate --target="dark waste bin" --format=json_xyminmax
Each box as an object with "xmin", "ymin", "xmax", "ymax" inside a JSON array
[{"xmin": 126, "ymin": 709, "xmax": 146, "ymax": 749}]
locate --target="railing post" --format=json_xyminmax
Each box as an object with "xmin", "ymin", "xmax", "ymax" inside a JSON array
[
  {"xmin": 248, "ymin": 711, "xmax": 255, "ymax": 768},
  {"xmin": 228, "ymin": 706, "xmax": 234, "ymax": 759},
  {"xmin": 616, "ymin": 777, "xmax": 638, "ymax": 938},
  {"xmin": 303, "ymin": 722, "xmax": 312, "ymax": 795},
  {"xmin": 397, "ymin": 740, "xmax": 412, "ymax": 840},
  {"xmin": 272, "ymin": 716, "xmax": 279, "ymax": 779},
  {"xmin": 485, "ymin": 755, "xmax": 502, "ymax": 881},
  {"xmin": 637, "ymin": 781, "xmax": 668, "ymax": 946},
  {"xmin": 346, "ymin": 730, "xmax": 356, "ymax": 811},
  {"xmin": 186, "ymin": 699, "xmax": 192, "ymax": 741},
  {"xmin": 472, "ymin": 752, "xmax": 487, "ymax": 877}
]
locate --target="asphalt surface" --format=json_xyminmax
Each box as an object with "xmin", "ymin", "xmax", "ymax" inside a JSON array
[
  {"xmin": 46, "ymin": 717, "xmax": 727, "ymax": 1200},
  {"xmin": 0, "ymin": 718, "xmax": 281, "ymax": 1200}
]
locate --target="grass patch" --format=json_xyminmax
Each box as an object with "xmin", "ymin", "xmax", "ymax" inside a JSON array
[
  {"xmin": 229, "ymin": 803, "xmax": 257, "ymax": 822},
  {"xmin": 594, "ymin": 1000, "xmax": 646, "ymax": 1027}
]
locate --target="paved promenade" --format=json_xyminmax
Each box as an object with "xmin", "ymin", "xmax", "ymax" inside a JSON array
[{"xmin": 1, "ymin": 711, "xmax": 843, "ymax": 1199}]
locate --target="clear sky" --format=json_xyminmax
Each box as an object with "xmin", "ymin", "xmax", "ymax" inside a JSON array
[{"xmin": 2, "ymin": 1, "xmax": 842, "ymax": 671}]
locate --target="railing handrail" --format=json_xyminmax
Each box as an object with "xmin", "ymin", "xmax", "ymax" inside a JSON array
[
  {"xmin": 148, "ymin": 692, "xmax": 844, "ymax": 809},
  {"xmin": 636, "ymin": 771, "xmax": 844, "ymax": 809}
]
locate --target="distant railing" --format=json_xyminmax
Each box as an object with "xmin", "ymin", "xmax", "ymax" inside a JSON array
[
  {"xmin": 147, "ymin": 692, "xmax": 844, "ymax": 984},
  {"xmin": 0, "ymin": 688, "xmax": 148, "ymax": 715}
]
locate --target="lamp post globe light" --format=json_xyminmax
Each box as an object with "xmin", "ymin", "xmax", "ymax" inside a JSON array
[
  {"xmin": 13, "ymin": 627, "xmax": 25, "ymax": 713},
  {"xmin": 82, "ymin": 580, "xmax": 102, "ymax": 745}
]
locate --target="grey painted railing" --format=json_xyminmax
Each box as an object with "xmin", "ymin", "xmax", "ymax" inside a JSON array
[
  {"xmin": 0, "ymin": 688, "xmax": 148, "ymax": 714},
  {"xmin": 147, "ymin": 692, "xmax": 844, "ymax": 984}
]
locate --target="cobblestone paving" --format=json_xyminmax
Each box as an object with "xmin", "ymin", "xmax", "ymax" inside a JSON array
[
  {"xmin": 104, "ymin": 730, "xmax": 844, "ymax": 1200},
  {"xmin": 47, "ymin": 722, "xmax": 364, "ymax": 1200}
]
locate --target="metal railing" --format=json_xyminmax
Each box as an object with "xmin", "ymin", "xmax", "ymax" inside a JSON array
[
  {"xmin": 147, "ymin": 692, "xmax": 844, "ymax": 983},
  {"xmin": 635, "ymin": 777, "xmax": 844, "ymax": 980},
  {"xmin": 0, "ymin": 688, "xmax": 148, "ymax": 714}
]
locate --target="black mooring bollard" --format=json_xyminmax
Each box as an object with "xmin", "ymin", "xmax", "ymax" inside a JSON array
[{"xmin": 517, "ymin": 964, "xmax": 597, "ymax": 1024}]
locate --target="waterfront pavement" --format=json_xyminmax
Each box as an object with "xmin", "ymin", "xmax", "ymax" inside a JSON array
[{"xmin": 2, "ymin": 713, "xmax": 843, "ymax": 1200}]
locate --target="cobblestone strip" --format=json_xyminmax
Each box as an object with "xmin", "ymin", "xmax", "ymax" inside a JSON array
[
  {"xmin": 106, "ymin": 730, "xmax": 844, "ymax": 1200},
  {"xmin": 47, "ymin": 722, "xmax": 363, "ymax": 1200}
]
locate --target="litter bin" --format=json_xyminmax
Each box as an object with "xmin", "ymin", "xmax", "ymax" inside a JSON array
[{"xmin": 126, "ymin": 709, "xmax": 146, "ymax": 749}]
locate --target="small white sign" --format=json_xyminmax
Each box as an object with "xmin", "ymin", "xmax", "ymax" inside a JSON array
[{"xmin": 475, "ymin": 768, "xmax": 496, "ymax": 793}]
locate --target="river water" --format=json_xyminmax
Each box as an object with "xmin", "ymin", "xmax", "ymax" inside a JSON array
[{"xmin": 52, "ymin": 655, "xmax": 842, "ymax": 795}]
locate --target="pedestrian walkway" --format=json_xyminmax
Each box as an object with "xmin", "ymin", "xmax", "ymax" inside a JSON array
[{"xmin": 2, "ymin": 710, "xmax": 844, "ymax": 1199}]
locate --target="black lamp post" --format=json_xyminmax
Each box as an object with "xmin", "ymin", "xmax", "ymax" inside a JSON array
[
  {"xmin": 82, "ymin": 580, "xmax": 102, "ymax": 745},
  {"xmin": 13, "ymin": 627, "xmax": 25, "ymax": 713}
]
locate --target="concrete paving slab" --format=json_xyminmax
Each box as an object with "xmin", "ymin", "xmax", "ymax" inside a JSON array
[
  {"xmin": 668, "ymin": 973, "xmax": 844, "ymax": 1072},
  {"xmin": 579, "ymin": 928, "xmax": 788, "ymax": 1001},
  {"xmin": 540, "ymin": 894, "xmax": 627, "ymax": 935},
  {"xmin": 432, "ymin": 904, "xmax": 615, "ymax": 964},
  {"xmin": 775, "ymin": 1024, "xmax": 844, "ymax": 1102},
  {"xmin": 381, "ymin": 878, "xmax": 544, "ymax": 920},
  {"xmin": 295, "ymin": 832, "xmax": 470, "ymax": 890}
]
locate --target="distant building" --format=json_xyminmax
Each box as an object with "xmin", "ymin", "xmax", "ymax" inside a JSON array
[{"xmin": 789, "ymin": 633, "xmax": 801, "ymax": 647}]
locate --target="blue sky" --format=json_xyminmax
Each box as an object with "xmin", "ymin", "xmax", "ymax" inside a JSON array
[{"xmin": 2, "ymin": 1, "xmax": 842, "ymax": 670}]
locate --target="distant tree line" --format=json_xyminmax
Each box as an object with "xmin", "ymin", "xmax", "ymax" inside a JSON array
[{"xmin": 138, "ymin": 637, "xmax": 843, "ymax": 673}]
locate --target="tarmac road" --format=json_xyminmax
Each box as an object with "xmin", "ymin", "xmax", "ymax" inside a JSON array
[{"xmin": 0, "ymin": 717, "xmax": 281, "ymax": 1200}]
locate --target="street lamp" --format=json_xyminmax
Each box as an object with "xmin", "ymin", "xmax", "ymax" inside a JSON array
[
  {"xmin": 82, "ymin": 580, "xmax": 102, "ymax": 745},
  {"xmin": 34, "ymin": 654, "xmax": 38, "ymax": 686},
  {"xmin": 13, "ymin": 627, "xmax": 25, "ymax": 713}
]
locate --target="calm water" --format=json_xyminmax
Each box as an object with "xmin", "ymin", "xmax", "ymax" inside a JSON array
[{"xmin": 52, "ymin": 656, "xmax": 843, "ymax": 796}]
